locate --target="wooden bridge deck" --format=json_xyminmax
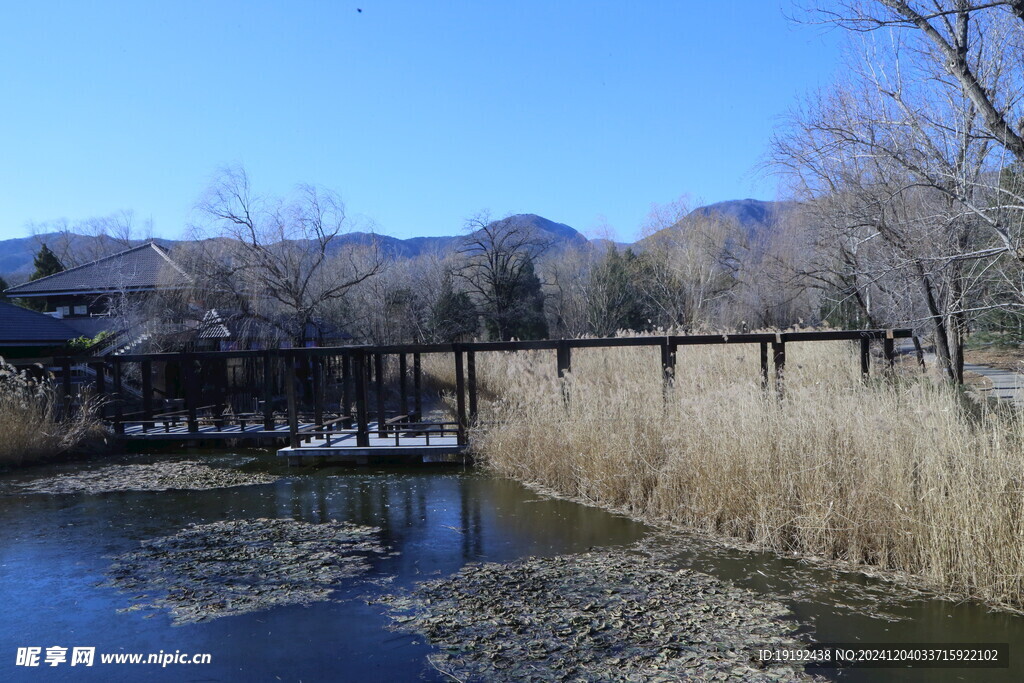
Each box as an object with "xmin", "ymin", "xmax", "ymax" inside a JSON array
[
  {"xmin": 119, "ymin": 418, "xmax": 466, "ymax": 462},
  {"xmin": 277, "ymin": 421, "xmax": 465, "ymax": 462}
]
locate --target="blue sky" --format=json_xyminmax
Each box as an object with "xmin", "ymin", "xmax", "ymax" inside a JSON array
[{"xmin": 0, "ymin": 1, "xmax": 841, "ymax": 243}]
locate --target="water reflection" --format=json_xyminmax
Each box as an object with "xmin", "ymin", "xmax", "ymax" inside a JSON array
[
  {"xmin": 0, "ymin": 456, "xmax": 648, "ymax": 682},
  {"xmin": 2, "ymin": 454, "xmax": 1024, "ymax": 682}
]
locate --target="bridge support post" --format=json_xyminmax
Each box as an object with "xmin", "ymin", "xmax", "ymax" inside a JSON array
[
  {"xmin": 413, "ymin": 353, "xmax": 422, "ymax": 422},
  {"xmin": 375, "ymin": 353, "xmax": 386, "ymax": 437},
  {"xmin": 112, "ymin": 357, "xmax": 125, "ymax": 435},
  {"xmin": 455, "ymin": 347, "xmax": 467, "ymax": 446},
  {"xmin": 556, "ymin": 340, "xmax": 572, "ymax": 407},
  {"xmin": 860, "ymin": 338, "xmax": 870, "ymax": 381},
  {"xmin": 354, "ymin": 351, "xmax": 370, "ymax": 447},
  {"xmin": 284, "ymin": 352, "xmax": 299, "ymax": 448},
  {"xmin": 141, "ymin": 359, "xmax": 153, "ymax": 431},
  {"xmin": 760, "ymin": 342, "xmax": 769, "ymax": 390},
  {"xmin": 341, "ymin": 352, "xmax": 353, "ymax": 428},
  {"xmin": 660, "ymin": 339, "xmax": 676, "ymax": 384},
  {"xmin": 399, "ymin": 353, "xmax": 408, "ymax": 419},
  {"xmin": 312, "ymin": 354, "xmax": 323, "ymax": 429},
  {"xmin": 556, "ymin": 340, "xmax": 571, "ymax": 378},
  {"xmin": 92, "ymin": 361, "xmax": 106, "ymax": 419},
  {"xmin": 183, "ymin": 355, "xmax": 198, "ymax": 433},
  {"xmin": 214, "ymin": 358, "xmax": 229, "ymax": 429},
  {"xmin": 262, "ymin": 351, "xmax": 275, "ymax": 431},
  {"xmin": 467, "ymin": 350, "xmax": 477, "ymax": 423},
  {"xmin": 772, "ymin": 336, "xmax": 786, "ymax": 399}
]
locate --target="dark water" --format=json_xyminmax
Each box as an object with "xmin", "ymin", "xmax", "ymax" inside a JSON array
[{"xmin": 1, "ymin": 452, "xmax": 1023, "ymax": 682}]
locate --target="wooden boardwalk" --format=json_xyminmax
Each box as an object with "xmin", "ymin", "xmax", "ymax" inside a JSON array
[
  {"xmin": 119, "ymin": 417, "xmax": 466, "ymax": 462},
  {"xmin": 58, "ymin": 329, "xmax": 914, "ymax": 465}
]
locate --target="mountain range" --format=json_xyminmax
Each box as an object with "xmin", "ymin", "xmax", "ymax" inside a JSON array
[{"xmin": 0, "ymin": 200, "xmax": 795, "ymax": 282}]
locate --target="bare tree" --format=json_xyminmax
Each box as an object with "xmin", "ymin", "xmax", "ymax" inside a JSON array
[
  {"xmin": 30, "ymin": 210, "xmax": 154, "ymax": 268},
  {"xmin": 634, "ymin": 200, "xmax": 750, "ymax": 330},
  {"xmin": 776, "ymin": 3, "xmax": 1024, "ymax": 379},
  {"xmin": 188, "ymin": 166, "xmax": 385, "ymax": 345},
  {"xmin": 455, "ymin": 213, "xmax": 551, "ymax": 341},
  {"xmin": 543, "ymin": 243, "xmax": 598, "ymax": 337}
]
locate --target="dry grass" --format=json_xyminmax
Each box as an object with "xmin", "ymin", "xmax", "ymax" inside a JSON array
[
  {"xmin": 434, "ymin": 340, "xmax": 1024, "ymax": 608},
  {"xmin": 0, "ymin": 359, "xmax": 106, "ymax": 467}
]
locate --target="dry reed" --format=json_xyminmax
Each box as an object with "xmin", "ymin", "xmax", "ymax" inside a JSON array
[
  {"xmin": 431, "ymin": 341, "xmax": 1024, "ymax": 608},
  {"xmin": 0, "ymin": 359, "xmax": 106, "ymax": 466}
]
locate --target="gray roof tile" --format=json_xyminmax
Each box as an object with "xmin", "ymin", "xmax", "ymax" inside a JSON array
[
  {"xmin": 4, "ymin": 242, "xmax": 187, "ymax": 296},
  {"xmin": 0, "ymin": 301, "xmax": 78, "ymax": 344}
]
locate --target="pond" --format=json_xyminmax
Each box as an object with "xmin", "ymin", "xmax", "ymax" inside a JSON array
[{"xmin": 1, "ymin": 452, "xmax": 1022, "ymax": 681}]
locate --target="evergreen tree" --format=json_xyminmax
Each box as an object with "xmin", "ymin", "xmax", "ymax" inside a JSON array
[
  {"xmin": 456, "ymin": 214, "xmax": 552, "ymax": 341},
  {"xmin": 0, "ymin": 275, "xmax": 8, "ymax": 295},
  {"xmin": 492, "ymin": 257, "xmax": 548, "ymax": 340},
  {"xmin": 20, "ymin": 244, "xmax": 65, "ymax": 310},
  {"xmin": 30, "ymin": 244, "xmax": 64, "ymax": 281},
  {"xmin": 430, "ymin": 275, "xmax": 479, "ymax": 342}
]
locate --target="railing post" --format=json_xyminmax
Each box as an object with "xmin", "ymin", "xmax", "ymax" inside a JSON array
[
  {"xmin": 262, "ymin": 351, "xmax": 275, "ymax": 431},
  {"xmin": 467, "ymin": 349, "xmax": 478, "ymax": 423},
  {"xmin": 454, "ymin": 346, "xmax": 467, "ymax": 446},
  {"xmin": 112, "ymin": 357, "xmax": 125, "ymax": 435},
  {"xmin": 883, "ymin": 329, "xmax": 896, "ymax": 373},
  {"xmin": 284, "ymin": 352, "xmax": 299, "ymax": 448},
  {"xmin": 354, "ymin": 351, "xmax": 370, "ymax": 447},
  {"xmin": 375, "ymin": 353, "xmax": 386, "ymax": 437},
  {"xmin": 183, "ymin": 355, "xmax": 198, "ymax": 433},
  {"xmin": 413, "ymin": 352, "xmax": 422, "ymax": 421}
]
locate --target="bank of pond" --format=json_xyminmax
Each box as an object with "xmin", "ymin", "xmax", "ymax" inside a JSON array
[{"xmin": 1, "ymin": 451, "xmax": 1022, "ymax": 682}]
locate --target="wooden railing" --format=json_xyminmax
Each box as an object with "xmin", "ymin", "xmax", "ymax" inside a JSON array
[{"xmin": 57, "ymin": 329, "xmax": 915, "ymax": 449}]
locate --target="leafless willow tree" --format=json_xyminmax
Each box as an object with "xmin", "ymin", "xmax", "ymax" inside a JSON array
[
  {"xmin": 775, "ymin": 0, "xmax": 1024, "ymax": 379},
  {"xmin": 342, "ymin": 250, "xmax": 467, "ymax": 343},
  {"xmin": 186, "ymin": 166, "xmax": 385, "ymax": 345}
]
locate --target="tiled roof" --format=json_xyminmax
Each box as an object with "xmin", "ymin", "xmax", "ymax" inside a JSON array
[
  {"xmin": 0, "ymin": 301, "xmax": 79, "ymax": 344},
  {"xmin": 196, "ymin": 309, "xmax": 234, "ymax": 340},
  {"xmin": 4, "ymin": 242, "xmax": 187, "ymax": 297}
]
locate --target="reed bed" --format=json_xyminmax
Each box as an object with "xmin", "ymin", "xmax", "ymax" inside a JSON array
[
  {"xmin": 0, "ymin": 359, "xmax": 105, "ymax": 466},
  {"xmin": 430, "ymin": 341, "xmax": 1024, "ymax": 608}
]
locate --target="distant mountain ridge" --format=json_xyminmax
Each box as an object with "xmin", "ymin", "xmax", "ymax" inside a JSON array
[
  {"xmin": 0, "ymin": 203, "xmax": 793, "ymax": 282},
  {"xmin": 639, "ymin": 198, "xmax": 800, "ymax": 247}
]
